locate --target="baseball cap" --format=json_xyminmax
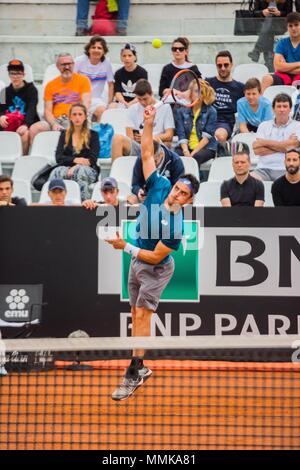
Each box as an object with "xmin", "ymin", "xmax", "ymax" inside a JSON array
[
  {"xmin": 122, "ymin": 43, "xmax": 137, "ymax": 56},
  {"xmin": 101, "ymin": 177, "xmax": 118, "ymax": 191},
  {"xmin": 7, "ymin": 59, "xmax": 25, "ymax": 73},
  {"xmin": 48, "ymin": 179, "xmax": 66, "ymax": 191}
]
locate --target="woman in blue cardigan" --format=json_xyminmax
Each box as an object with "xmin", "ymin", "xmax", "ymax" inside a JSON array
[{"xmin": 175, "ymin": 79, "xmax": 217, "ymax": 168}]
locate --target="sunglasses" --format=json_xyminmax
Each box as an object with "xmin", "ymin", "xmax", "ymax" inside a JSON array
[
  {"xmin": 171, "ymin": 47, "xmax": 186, "ymax": 52},
  {"xmin": 9, "ymin": 71, "xmax": 24, "ymax": 76},
  {"xmin": 216, "ymin": 63, "xmax": 231, "ymax": 69}
]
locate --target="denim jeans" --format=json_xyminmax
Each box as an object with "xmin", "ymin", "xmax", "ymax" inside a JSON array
[
  {"xmin": 76, "ymin": 0, "xmax": 90, "ymax": 29},
  {"xmin": 117, "ymin": 0, "xmax": 130, "ymax": 31}
]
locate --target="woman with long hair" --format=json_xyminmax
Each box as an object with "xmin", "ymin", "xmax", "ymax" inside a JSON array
[
  {"xmin": 50, "ymin": 103, "xmax": 100, "ymax": 201},
  {"xmin": 159, "ymin": 37, "xmax": 201, "ymax": 99},
  {"xmin": 75, "ymin": 35, "xmax": 114, "ymax": 122},
  {"xmin": 175, "ymin": 79, "xmax": 217, "ymax": 169}
]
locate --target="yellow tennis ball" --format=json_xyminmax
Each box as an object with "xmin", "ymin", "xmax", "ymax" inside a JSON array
[{"xmin": 152, "ymin": 38, "xmax": 162, "ymax": 49}]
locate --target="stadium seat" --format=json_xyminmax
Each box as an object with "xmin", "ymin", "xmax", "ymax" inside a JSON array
[
  {"xmin": 180, "ymin": 156, "xmax": 200, "ymax": 180},
  {"xmin": 111, "ymin": 63, "xmax": 122, "ymax": 73},
  {"xmin": 193, "ymin": 181, "xmax": 222, "ymax": 206},
  {"xmin": 109, "ymin": 156, "xmax": 137, "ymax": 200},
  {"xmin": 12, "ymin": 156, "xmax": 51, "ymax": 185},
  {"xmin": 143, "ymin": 64, "xmax": 164, "ymax": 97},
  {"xmin": 231, "ymin": 133, "xmax": 258, "ymax": 165},
  {"xmin": 233, "ymin": 64, "xmax": 268, "ymax": 83},
  {"xmin": 42, "ymin": 63, "xmax": 59, "ymax": 90},
  {"xmin": 208, "ymin": 157, "xmax": 234, "ymax": 182},
  {"xmin": 196, "ymin": 64, "xmax": 217, "ymax": 79},
  {"xmin": 91, "ymin": 181, "xmax": 103, "ymax": 202},
  {"xmin": 12, "ymin": 179, "xmax": 32, "ymax": 204},
  {"xmin": 263, "ymin": 181, "xmax": 274, "ymax": 207},
  {"xmin": 0, "ymin": 63, "xmax": 34, "ymax": 86},
  {"xmin": 0, "ymin": 131, "xmax": 22, "ymax": 164},
  {"xmin": 0, "ymin": 80, "xmax": 5, "ymax": 92},
  {"xmin": 263, "ymin": 85, "xmax": 298, "ymax": 107},
  {"xmin": 0, "ymin": 162, "xmax": 2, "ymax": 174},
  {"xmin": 30, "ymin": 131, "xmax": 61, "ymax": 163},
  {"xmin": 39, "ymin": 180, "xmax": 81, "ymax": 204},
  {"xmin": 101, "ymin": 108, "xmax": 129, "ymax": 135}
]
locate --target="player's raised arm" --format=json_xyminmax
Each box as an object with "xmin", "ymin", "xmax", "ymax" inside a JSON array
[{"xmin": 141, "ymin": 106, "xmax": 157, "ymax": 181}]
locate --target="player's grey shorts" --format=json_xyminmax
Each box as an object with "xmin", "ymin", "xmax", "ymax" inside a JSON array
[
  {"xmin": 252, "ymin": 168, "xmax": 285, "ymax": 181},
  {"xmin": 128, "ymin": 257, "xmax": 175, "ymax": 311}
]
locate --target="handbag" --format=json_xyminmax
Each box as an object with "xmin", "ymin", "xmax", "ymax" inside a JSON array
[
  {"xmin": 31, "ymin": 164, "xmax": 57, "ymax": 191},
  {"xmin": 92, "ymin": 122, "xmax": 114, "ymax": 159},
  {"xmin": 234, "ymin": 1, "xmax": 263, "ymax": 36}
]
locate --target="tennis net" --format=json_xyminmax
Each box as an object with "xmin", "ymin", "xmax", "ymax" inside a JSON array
[{"xmin": 0, "ymin": 335, "xmax": 299, "ymax": 450}]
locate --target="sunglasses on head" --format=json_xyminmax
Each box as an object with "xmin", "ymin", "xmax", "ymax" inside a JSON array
[
  {"xmin": 216, "ymin": 63, "xmax": 231, "ymax": 69},
  {"xmin": 171, "ymin": 46, "xmax": 186, "ymax": 52}
]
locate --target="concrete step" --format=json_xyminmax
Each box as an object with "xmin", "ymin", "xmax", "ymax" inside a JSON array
[
  {"xmin": 0, "ymin": 0, "xmax": 243, "ymax": 36},
  {"xmin": 0, "ymin": 34, "xmax": 262, "ymax": 81}
]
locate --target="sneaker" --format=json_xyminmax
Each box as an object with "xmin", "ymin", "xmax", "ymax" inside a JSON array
[
  {"xmin": 112, "ymin": 376, "xmax": 143, "ymax": 401},
  {"xmin": 248, "ymin": 50, "xmax": 260, "ymax": 63},
  {"xmin": 139, "ymin": 366, "xmax": 152, "ymax": 382}
]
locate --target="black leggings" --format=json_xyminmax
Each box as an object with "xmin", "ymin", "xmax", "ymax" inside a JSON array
[{"xmin": 177, "ymin": 147, "xmax": 215, "ymax": 166}]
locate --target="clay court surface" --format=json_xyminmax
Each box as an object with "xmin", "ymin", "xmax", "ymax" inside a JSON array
[{"xmin": 0, "ymin": 361, "xmax": 299, "ymax": 450}]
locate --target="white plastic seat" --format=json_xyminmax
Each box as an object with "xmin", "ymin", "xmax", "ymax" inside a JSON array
[
  {"xmin": 91, "ymin": 181, "xmax": 103, "ymax": 202},
  {"xmin": 0, "ymin": 162, "xmax": 2, "ymax": 174},
  {"xmin": 109, "ymin": 156, "xmax": 137, "ymax": 200},
  {"xmin": 233, "ymin": 64, "xmax": 268, "ymax": 83},
  {"xmin": 143, "ymin": 64, "xmax": 164, "ymax": 97},
  {"xmin": 0, "ymin": 63, "xmax": 34, "ymax": 86},
  {"xmin": 193, "ymin": 181, "xmax": 222, "ymax": 207},
  {"xmin": 101, "ymin": 108, "xmax": 129, "ymax": 135},
  {"xmin": 12, "ymin": 179, "xmax": 32, "ymax": 204},
  {"xmin": 196, "ymin": 64, "xmax": 217, "ymax": 79},
  {"xmin": 263, "ymin": 85, "xmax": 298, "ymax": 107},
  {"xmin": 0, "ymin": 131, "xmax": 22, "ymax": 164},
  {"xmin": 30, "ymin": 131, "xmax": 61, "ymax": 163},
  {"xmin": 0, "ymin": 80, "xmax": 5, "ymax": 92},
  {"xmin": 111, "ymin": 63, "xmax": 122, "ymax": 73},
  {"xmin": 208, "ymin": 157, "xmax": 234, "ymax": 182},
  {"xmin": 42, "ymin": 63, "xmax": 60, "ymax": 90},
  {"xmin": 263, "ymin": 181, "xmax": 274, "ymax": 207},
  {"xmin": 231, "ymin": 132, "xmax": 258, "ymax": 165},
  {"xmin": 180, "ymin": 157, "xmax": 200, "ymax": 180},
  {"xmin": 39, "ymin": 180, "xmax": 81, "ymax": 204},
  {"xmin": 12, "ymin": 156, "xmax": 51, "ymax": 184}
]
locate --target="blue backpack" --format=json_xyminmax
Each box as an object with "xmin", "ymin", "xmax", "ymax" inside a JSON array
[{"xmin": 92, "ymin": 123, "xmax": 114, "ymax": 158}]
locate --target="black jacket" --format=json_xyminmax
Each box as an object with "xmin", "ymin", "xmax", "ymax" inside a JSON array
[
  {"xmin": 55, "ymin": 129, "xmax": 100, "ymax": 172},
  {"xmin": 0, "ymin": 81, "xmax": 39, "ymax": 127},
  {"xmin": 253, "ymin": 0, "xmax": 292, "ymax": 17}
]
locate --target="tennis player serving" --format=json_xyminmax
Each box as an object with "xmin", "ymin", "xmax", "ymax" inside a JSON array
[{"xmin": 106, "ymin": 105, "xmax": 199, "ymax": 401}]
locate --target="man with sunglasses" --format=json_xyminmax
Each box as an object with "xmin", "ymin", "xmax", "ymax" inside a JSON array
[
  {"xmin": 29, "ymin": 53, "xmax": 91, "ymax": 141},
  {"xmin": 207, "ymin": 51, "xmax": 244, "ymax": 143},
  {"xmin": 0, "ymin": 60, "xmax": 40, "ymax": 154}
]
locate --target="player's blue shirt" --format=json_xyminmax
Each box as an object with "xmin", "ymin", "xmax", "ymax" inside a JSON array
[
  {"xmin": 237, "ymin": 96, "xmax": 273, "ymax": 128},
  {"xmin": 133, "ymin": 170, "xmax": 183, "ymax": 264},
  {"xmin": 275, "ymin": 37, "xmax": 300, "ymax": 64}
]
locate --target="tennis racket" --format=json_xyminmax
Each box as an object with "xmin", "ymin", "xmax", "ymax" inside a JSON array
[{"xmin": 154, "ymin": 68, "xmax": 201, "ymax": 110}]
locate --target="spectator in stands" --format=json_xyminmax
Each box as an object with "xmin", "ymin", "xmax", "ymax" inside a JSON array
[
  {"xmin": 271, "ymin": 148, "xmax": 300, "ymax": 204},
  {"xmin": 159, "ymin": 37, "xmax": 201, "ymax": 98},
  {"xmin": 206, "ymin": 51, "xmax": 244, "ymax": 143},
  {"xmin": 261, "ymin": 12, "xmax": 300, "ymax": 91},
  {"xmin": 117, "ymin": 0, "xmax": 131, "ymax": 35},
  {"xmin": 82, "ymin": 176, "xmax": 122, "ymax": 209},
  {"xmin": 220, "ymin": 150, "xmax": 265, "ymax": 206},
  {"xmin": 31, "ymin": 179, "xmax": 79, "ymax": 206},
  {"xmin": 0, "ymin": 60, "xmax": 39, "ymax": 154},
  {"xmin": 75, "ymin": 36, "xmax": 114, "ymax": 122},
  {"xmin": 111, "ymin": 79, "xmax": 174, "ymax": 160},
  {"xmin": 110, "ymin": 43, "xmax": 148, "ymax": 108},
  {"xmin": 248, "ymin": 1, "xmax": 292, "ymax": 72},
  {"xmin": 50, "ymin": 103, "xmax": 99, "ymax": 201},
  {"xmin": 252, "ymin": 93, "xmax": 300, "ymax": 181},
  {"xmin": 29, "ymin": 53, "xmax": 91, "ymax": 141},
  {"xmin": 128, "ymin": 141, "xmax": 184, "ymax": 204},
  {"xmin": 175, "ymin": 79, "xmax": 217, "ymax": 169},
  {"xmin": 75, "ymin": 0, "xmax": 131, "ymax": 36},
  {"xmin": 0, "ymin": 175, "xmax": 27, "ymax": 206},
  {"xmin": 237, "ymin": 78, "xmax": 273, "ymax": 133}
]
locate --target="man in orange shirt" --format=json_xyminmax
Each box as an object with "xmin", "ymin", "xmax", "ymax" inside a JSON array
[{"xmin": 30, "ymin": 53, "xmax": 91, "ymax": 141}]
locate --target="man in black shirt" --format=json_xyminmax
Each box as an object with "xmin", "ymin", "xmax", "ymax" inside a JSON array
[
  {"xmin": 272, "ymin": 149, "xmax": 300, "ymax": 206},
  {"xmin": 220, "ymin": 150, "xmax": 265, "ymax": 206},
  {"xmin": 207, "ymin": 51, "xmax": 244, "ymax": 143},
  {"xmin": 0, "ymin": 175, "xmax": 27, "ymax": 206}
]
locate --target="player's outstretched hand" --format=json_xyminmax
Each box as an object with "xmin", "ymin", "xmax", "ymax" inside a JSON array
[{"xmin": 105, "ymin": 231, "xmax": 126, "ymax": 250}]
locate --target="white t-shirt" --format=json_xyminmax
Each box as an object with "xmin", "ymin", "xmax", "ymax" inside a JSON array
[
  {"xmin": 256, "ymin": 118, "xmax": 300, "ymax": 170},
  {"xmin": 74, "ymin": 55, "xmax": 114, "ymax": 99},
  {"xmin": 127, "ymin": 101, "xmax": 175, "ymax": 135}
]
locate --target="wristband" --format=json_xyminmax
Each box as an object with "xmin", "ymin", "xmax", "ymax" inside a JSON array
[{"xmin": 124, "ymin": 243, "xmax": 140, "ymax": 258}]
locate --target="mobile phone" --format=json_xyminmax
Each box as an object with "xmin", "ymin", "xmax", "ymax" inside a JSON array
[{"xmin": 133, "ymin": 129, "xmax": 140, "ymax": 136}]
